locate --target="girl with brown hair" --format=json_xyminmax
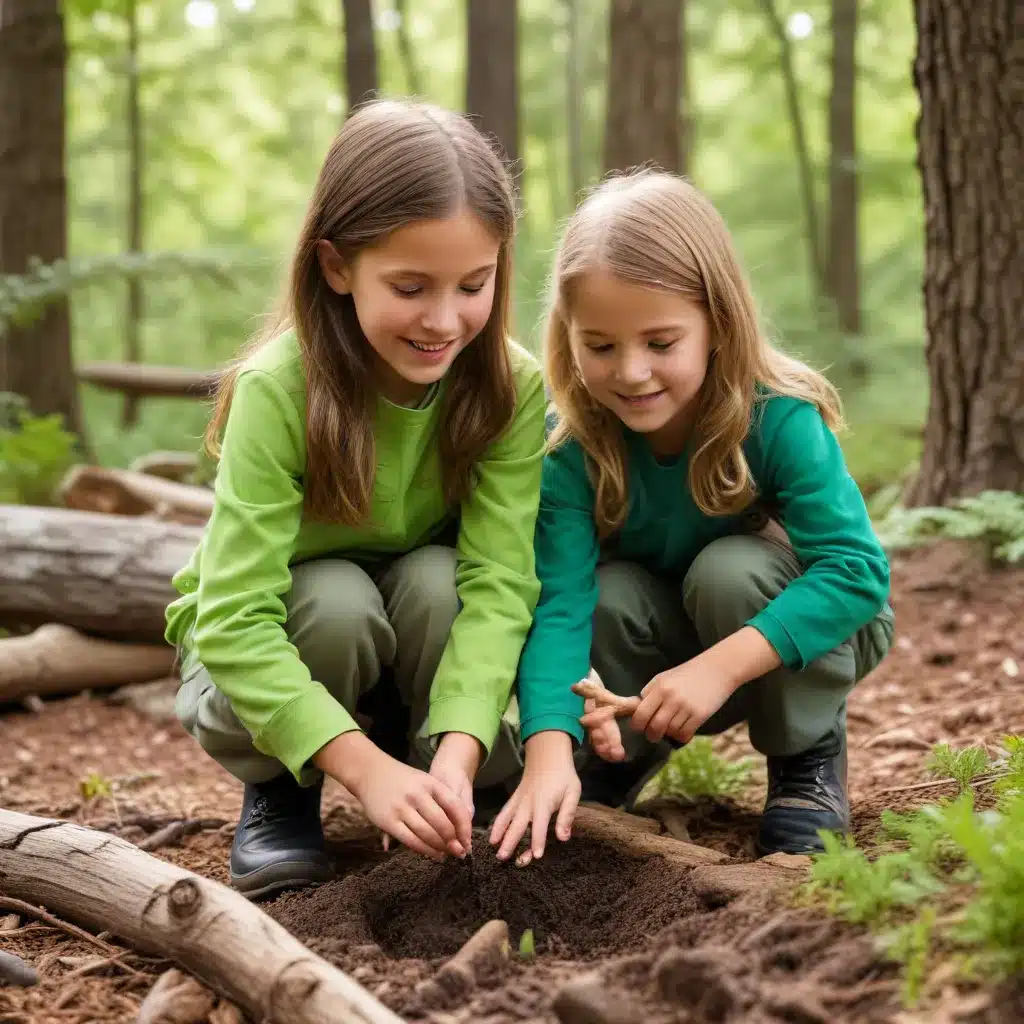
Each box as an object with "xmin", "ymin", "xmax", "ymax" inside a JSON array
[
  {"xmin": 492, "ymin": 169, "xmax": 894, "ymax": 865},
  {"xmin": 166, "ymin": 99, "xmax": 546, "ymax": 898}
]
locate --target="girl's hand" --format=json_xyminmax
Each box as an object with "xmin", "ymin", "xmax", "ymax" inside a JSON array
[
  {"xmin": 429, "ymin": 732, "xmax": 481, "ymax": 839},
  {"xmin": 629, "ymin": 661, "xmax": 738, "ymax": 744},
  {"xmin": 333, "ymin": 737, "xmax": 472, "ymax": 860},
  {"xmin": 489, "ymin": 732, "xmax": 580, "ymax": 866},
  {"xmin": 579, "ymin": 696, "xmax": 627, "ymax": 762}
]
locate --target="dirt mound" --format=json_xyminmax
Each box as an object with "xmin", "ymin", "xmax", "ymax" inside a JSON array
[{"xmin": 271, "ymin": 831, "xmax": 700, "ymax": 961}]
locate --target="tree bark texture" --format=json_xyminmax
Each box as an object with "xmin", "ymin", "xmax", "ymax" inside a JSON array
[
  {"xmin": 0, "ymin": 505, "xmax": 202, "ymax": 641},
  {"xmin": 123, "ymin": 0, "xmax": 145, "ymax": 428},
  {"xmin": 466, "ymin": 0, "xmax": 520, "ymax": 166},
  {"xmin": 908, "ymin": 0, "xmax": 1024, "ymax": 505},
  {"xmin": 0, "ymin": 0, "xmax": 80, "ymax": 435},
  {"xmin": 604, "ymin": 0, "xmax": 683, "ymax": 174},
  {"xmin": 826, "ymin": 0, "xmax": 861, "ymax": 334},
  {"xmin": 342, "ymin": 0, "xmax": 378, "ymax": 109},
  {"xmin": 0, "ymin": 810, "xmax": 404, "ymax": 1024}
]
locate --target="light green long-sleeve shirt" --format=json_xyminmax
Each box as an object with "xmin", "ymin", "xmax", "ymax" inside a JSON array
[{"xmin": 165, "ymin": 330, "xmax": 546, "ymax": 780}]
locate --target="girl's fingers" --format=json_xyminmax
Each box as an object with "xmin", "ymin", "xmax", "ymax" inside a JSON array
[
  {"xmin": 489, "ymin": 793, "xmax": 519, "ymax": 845},
  {"xmin": 401, "ymin": 808, "xmax": 449, "ymax": 856},
  {"xmin": 429, "ymin": 779, "xmax": 474, "ymax": 853},
  {"xmin": 412, "ymin": 789, "xmax": 459, "ymax": 846},
  {"xmin": 667, "ymin": 707, "xmax": 692, "ymax": 743},
  {"xmin": 391, "ymin": 821, "xmax": 444, "ymax": 860},
  {"xmin": 555, "ymin": 786, "xmax": 580, "ymax": 842},
  {"xmin": 530, "ymin": 802, "xmax": 554, "ymax": 860},
  {"xmin": 497, "ymin": 803, "xmax": 533, "ymax": 862},
  {"xmin": 580, "ymin": 706, "xmax": 618, "ymax": 729},
  {"xmin": 644, "ymin": 703, "xmax": 679, "ymax": 743},
  {"xmin": 629, "ymin": 692, "xmax": 661, "ymax": 733},
  {"xmin": 515, "ymin": 848, "xmax": 533, "ymax": 868}
]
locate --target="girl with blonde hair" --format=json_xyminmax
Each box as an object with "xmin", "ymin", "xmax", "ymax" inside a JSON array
[
  {"xmin": 166, "ymin": 99, "xmax": 546, "ymax": 898},
  {"xmin": 491, "ymin": 169, "xmax": 894, "ymax": 863}
]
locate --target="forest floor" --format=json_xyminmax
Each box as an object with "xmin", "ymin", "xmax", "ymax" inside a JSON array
[{"xmin": 1, "ymin": 540, "xmax": 1023, "ymax": 1024}]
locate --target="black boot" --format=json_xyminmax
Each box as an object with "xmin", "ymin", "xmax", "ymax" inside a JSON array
[
  {"xmin": 230, "ymin": 774, "xmax": 334, "ymax": 899},
  {"xmin": 577, "ymin": 741, "xmax": 671, "ymax": 812},
  {"xmin": 757, "ymin": 728, "xmax": 848, "ymax": 856}
]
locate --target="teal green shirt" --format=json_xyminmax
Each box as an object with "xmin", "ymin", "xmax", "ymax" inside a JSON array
[
  {"xmin": 165, "ymin": 330, "xmax": 546, "ymax": 781},
  {"xmin": 517, "ymin": 395, "xmax": 891, "ymax": 745}
]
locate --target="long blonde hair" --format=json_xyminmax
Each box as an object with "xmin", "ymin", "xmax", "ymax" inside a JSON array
[
  {"xmin": 545, "ymin": 169, "xmax": 842, "ymax": 537},
  {"xmin": 205, "ymin": 99, "xmax": 518, "ymax": 524}
]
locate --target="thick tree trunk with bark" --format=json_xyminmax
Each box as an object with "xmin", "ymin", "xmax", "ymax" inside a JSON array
[
  {"xmin": 907, "ymin": 0, "xmax": 1024, "ymax": 506},
  {"xmin": 826, "ymin": 0, "xmax": 860, "ymax": 334},
  {"xmin": 342, "ymin": 0, "xmax": 378, "ymax": 109},
  {"xmin": 604, "ymin": 0, "xmax": 682, "ymax": 174},
  {"xmin": 466, "ymin": 0, "xmax": 520, "ymax": 166},
  {"xmin": 0, "ymin": 506, "xmax": 202, "ymax": 641},
  {"xmin": 0, "ymin": 0, "xmax": 80, "ymax": 435}
]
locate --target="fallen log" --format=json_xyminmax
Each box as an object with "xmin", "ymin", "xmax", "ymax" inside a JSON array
[
  {"xmin": 0, "ymin": 623, "xmax": 174, "ymax": 702},
  {"xmin": 0, "ymin": 505, "xmax": 202, "ymax": 642},
  {"xmin": 60, "ymin": 465, "xmax": 213, "ymax": 524},
  {"xmin": 0, "ymin": 810, "xmax": 404, "ymax": 1024},
  {"xmin": 77, "ymin": 361, "xmax": 222, "ymax": 400},
  {"xmin": 130, "ymin": 450, "xmax": 201, "ymax": 482}
]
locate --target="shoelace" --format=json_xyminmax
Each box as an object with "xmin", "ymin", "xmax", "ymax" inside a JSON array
[{"xmin": 767, "ymin": 752, "xmax": 831, "ymax": 801}]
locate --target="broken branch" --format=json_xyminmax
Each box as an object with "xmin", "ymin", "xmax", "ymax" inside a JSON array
[{"xmin": 60, "ymin": 465, "xmax": 213, "ymax": 525}]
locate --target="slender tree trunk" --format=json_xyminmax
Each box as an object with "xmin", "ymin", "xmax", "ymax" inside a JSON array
[
  {"xmin": 603, "ymin": 0, "xmax": 682, "ymax": 173},
  {"xmin": 759, "ymin": 0, "xmax": 825, "ymax": 303},
  {"xmin": 342, "ymin": 0, "xmax": 378, "ymax": 111},
  {"xmin": 123, "ymin": 0, "xmax": 144, "ymax": 428},
  {"xmin": 466, "ymin": 0, "xmax": 520, "ymax": 166},
  {"xmin": 0, "ymin": 0, "xmax": 80, "ymax": 436},
  {"xmin": 564, "ymin": 0, "xmax": 583, "ymax": 199},
  {"xmin": 826, "ymin": 0, "xmax": 860, "ymax": 334},
  {"xmin": 679, "ymin": 0, "xmax": 692, "ymax": 176},
  {"xmin": 394, "ymin": 0, "xmax": 422, "ymax": 96},
  {"xmin": 907, "ymin": 0, "xmax": 1024, "ymax": 506}
]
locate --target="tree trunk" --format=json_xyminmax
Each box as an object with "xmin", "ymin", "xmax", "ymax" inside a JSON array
[
  {"xmin": 564, "ymin": 0, "xmax": 583, "ymax": 199},
  {"xmin": 826, "ymin": 0, "xmax": 861, "ymax": 334},
  {"xmin": 394, "ymin": 0, "xmax": 422, "ymax": 96},
  {"xmin": 0, "ymin": 0, "xmax": 80, "ymax": 435},
  {"xmin": 759, "ymin": 0, "xmax": 825, "ymax": 301},
  {"xmin": 342, "ymin": 0, "xmax": 378, "ymax": 110},
  {"xmin": 123, "ymin": 0, "xmax": 144, "ymax": 428},
  {"xmin": 603, "ymin": 0, "xmax": 682, "ymax": 174},
  {"xmin": 907, "ymin": 0, "xmax": 1024, "ymax": 506},
  {"xmin": 0, "ymin": 505, "xmax": 202, "ymax": 641},
  {"xmin": 466, "ymin": 0, "xmax": 520, "ymax": 166},
  {"xmin": 0, "ymin": 810, "xmax": 404, "ymax": 1024}
]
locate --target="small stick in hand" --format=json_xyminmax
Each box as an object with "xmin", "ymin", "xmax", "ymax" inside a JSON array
[{"xmin": 571, "ymin": 678, "xmax": 641, "ymax": 718}]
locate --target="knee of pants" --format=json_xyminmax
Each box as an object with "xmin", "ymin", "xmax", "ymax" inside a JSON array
[
  {"xmin": 384, "ymin": 546, "xmax": 459, "ymax": 636},
  {"xmin": 594, "ymin": 562, "xmax": 658, "ymax": 647},
  {"xmin": 682, "ymin": 534, "xmax": 798, "ymax": 644},
  {"xmin": 286, "ymin": 559, "xmax": 394, "ymax": 683}
]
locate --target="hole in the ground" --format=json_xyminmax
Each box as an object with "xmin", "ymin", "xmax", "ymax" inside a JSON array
[{"xmin": 361, "ymin": 832, "xmax": 701, "ymax": 959}]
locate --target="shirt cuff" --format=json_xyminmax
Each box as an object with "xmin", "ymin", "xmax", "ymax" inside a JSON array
[
  {"xmin": 747, "ymin": 609, "xmax": 804, "ymax": 670},
  {"xmin": 521, "ymin": 713, "xmax": 584, "ymax": 746},
  {"xmin": 428, "ymin": 695, "xmax": 502, "ymax": 755}
]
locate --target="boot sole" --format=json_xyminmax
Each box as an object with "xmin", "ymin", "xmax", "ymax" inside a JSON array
[{"xmin": 230, "ymin": 860, "xmax": 335, "ymax": 901}]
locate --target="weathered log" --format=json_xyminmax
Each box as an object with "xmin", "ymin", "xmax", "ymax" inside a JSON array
[
  {"xmin": 60, "ymin": 465, "xmax": 213, "ymax": 524},
  {"xmin": 0, "ymin": 810, "xmax": 404, "ymax": 1024},
  {"xmin": 76, "ymin": 361, "xmax": 222, "ymax": 400},
  {"xmin": 0, "ymin": 505, "xmax": 202, "ymax": 642},
  {"xmin": 130, "ymin": 450, "xmax": 201, "ymax": 482},
  {"xmin": 0, "ymin": 623, "xmax": 174, "ymax": 702}
]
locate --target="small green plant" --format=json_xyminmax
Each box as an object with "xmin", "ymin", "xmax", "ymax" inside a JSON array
[
  {"xmin": 78, "ymin": 770, "xmax": 113, "ymax": 802},
  {"xmin": 0, "ymin": 393, "xmax": 80, "ymax": 505},
  {"xmin": 518, "ymin": 928, "xmax": 535, "ymax": 960},
  {"xmin": 927, "ymin": 743, "xmax": 991, "ymax": 793},
  {"xmin": 875, "ymin": 491, "xmax": 1024, "ymax": 565},
  {"xmin": 653, "ymin": 737, "xmax": 754, "ymax": 803},
  {"xmin": 805, "ymin": 737, "xmax": 1024, "ymax": 1007}
]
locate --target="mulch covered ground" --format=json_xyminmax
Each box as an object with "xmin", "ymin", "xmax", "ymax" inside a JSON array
[{"xmin": 1, "ymin": 540, "xmax": 1022, "ymax": 1023}]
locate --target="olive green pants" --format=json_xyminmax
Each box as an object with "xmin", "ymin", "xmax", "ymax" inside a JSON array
[
  {"xmin": 175, "ymin": 545, "xmax": 523, "ymax": 789},
  {"xmin": 588, "ymin": 532, "xmax": 895, "ymax": 764}
]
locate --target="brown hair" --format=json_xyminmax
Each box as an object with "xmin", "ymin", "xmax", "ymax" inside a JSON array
[
  {"xmin": 205, "ymin": 99, "xmax": 518, "ymax": 523},
  {"xmin": 545, "ymin": 169, "xmax": 843, "ymax": 537}
]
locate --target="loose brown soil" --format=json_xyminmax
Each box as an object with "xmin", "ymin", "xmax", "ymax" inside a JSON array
[{"xmin": 1, "ymin": 539, "xmax": 1023, "ymax": 1023}]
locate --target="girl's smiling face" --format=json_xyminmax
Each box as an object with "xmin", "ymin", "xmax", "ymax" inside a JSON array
[
  {"xmin": 568, "ymin": 270, "xmax": 713, "ymax": 455},
  {"xmin": 319, "ymin": 207, "xmax": 500, "ymax": 406}
]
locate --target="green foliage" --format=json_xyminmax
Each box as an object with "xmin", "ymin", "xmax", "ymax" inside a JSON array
[
  {"xmin": 0, "ymin": 394, "xmax": 80, "ymax": 506},
  {"xmin": 805, "ymin": 737, "xmax": 1024, "ymax": 1005},
  {"xmin": 927, "ymin": 743, "xmax": 991, "ymax": 793},
  {"xmin": 78, "ymin": 770, "xmax": 113, "ymax": 802},
  {"xmin": 0, "ymin": 250, "xmax": 264, "ymax": 339},
  {"xmin": 653, "ymin": 737, "xmax": 754, "ymax": 803},
  {"xmin": 875, "ymin": 492, "xmax": 1024, "ymax": 565}
]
